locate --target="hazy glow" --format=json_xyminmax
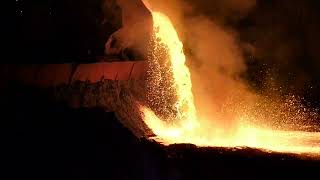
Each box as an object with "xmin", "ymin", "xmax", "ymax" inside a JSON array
[{"xmin": 140, "ymin": 10, "xmax": 320, "ymax": 155}]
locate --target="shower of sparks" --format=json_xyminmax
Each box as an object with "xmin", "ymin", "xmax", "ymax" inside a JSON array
[{"xmin": 139, "ymin": 6, "xmax": 320, "ymax": 155}]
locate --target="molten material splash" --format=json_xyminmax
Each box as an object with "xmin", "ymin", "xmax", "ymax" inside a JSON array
[
  {"xmin": 147, "ymin": 12, "xmax": 198, "ymax": 130},
  {"xmin": 140, "ymin": 11, "xmax": 320, "ymax": 155}
]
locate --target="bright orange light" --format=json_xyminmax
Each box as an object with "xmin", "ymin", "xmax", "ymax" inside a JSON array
[{"xmin": 140, "ymin": 9, "xmax": 320, "ymax": 155}]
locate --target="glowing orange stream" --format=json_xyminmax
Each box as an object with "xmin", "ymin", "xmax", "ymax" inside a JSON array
[{"xmin": 140, "ymin": 10, "xmax": 320, "ymax": 155}]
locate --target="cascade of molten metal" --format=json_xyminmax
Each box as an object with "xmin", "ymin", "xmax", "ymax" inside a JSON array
[
  {"xmin": 141, "ymin": 11, "xmax": 199, "ymax": 138},
  {"xmin": 150, "ymin": 12, "xmax": 198, "ymax": 130},
  {"xmin": 140, "ymin": 10, "xmax": 320, "ymax": 155}
]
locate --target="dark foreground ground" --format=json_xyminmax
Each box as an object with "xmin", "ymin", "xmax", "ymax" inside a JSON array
[{"xmin": 1, "ymin": 84, "xmax": 320, "ymax": 180}]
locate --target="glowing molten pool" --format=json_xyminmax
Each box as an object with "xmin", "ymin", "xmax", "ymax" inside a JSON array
[{"xmin": 140, "ymin": 11, "xmax": 320, "ymax": 155}]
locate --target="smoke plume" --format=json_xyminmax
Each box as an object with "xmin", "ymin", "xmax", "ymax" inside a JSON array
[
  {"xmin": 144, "ymin": 0, "xmax": 319, "ymax": 132},
  {"xmin": 103, "ymin": 0, "xmax": 152, "ymax": 59},
  {"xmin": 144, "ymin": 0, "xmax": 255, "ymax": 125}
]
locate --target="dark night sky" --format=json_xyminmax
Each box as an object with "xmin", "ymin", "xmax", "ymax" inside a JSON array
[
  {"xmin": 10, "ymin": 0, "xmax": 320, "ymax": 107},
  {"xmin": 13, "ymin": 0, "xmax": 118, "ymax": 63},
  {"xmin": 242, "ymin": 0, "xmax": 320, "ymax": 107}
]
